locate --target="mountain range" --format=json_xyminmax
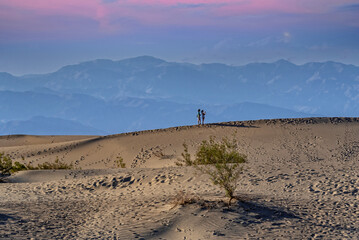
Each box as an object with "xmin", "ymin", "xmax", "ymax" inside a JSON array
[{"xmin": 1, "ymin": 56, "xmax": 358, "ymax": 135}]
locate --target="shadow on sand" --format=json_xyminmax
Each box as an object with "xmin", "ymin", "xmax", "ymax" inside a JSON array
[
  {"xmin": 0, "ymin": 213, "xmax": 16, "ymax": 225},
  {"xmin": 229, "ymin": 200, "xmax": 359, "ymax": 233},
  {"xmin": 209, "ymin": 122, "xmax": 259, "ymax": 128},
  {"xmin": 226, "ymin": 201, "xmax": 299, "ymax": 226}
]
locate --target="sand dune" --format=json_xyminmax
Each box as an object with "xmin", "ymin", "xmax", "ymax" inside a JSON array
[{"xmin": 1, "ymin": 117, "xmax": 359, "ymax": 239}]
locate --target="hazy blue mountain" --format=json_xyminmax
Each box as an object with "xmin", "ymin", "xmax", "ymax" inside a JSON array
[
  {"xmin": 0, "ymin": 90, "xmax": 314, "ymax": 134},
  {"xmin": 1, "ymin": 56, "xmax": 358, "ymax": 115},
  {"xmin": 0, "ymin": 116, "xmax": 106, "ymax": 135},
  {"xmin": 211, "ymin": 102, "xmax": 318, "ymax": 122},
  {"xmin": 0, "ymin": 56, "xmax": 358, "ymax": 134}
]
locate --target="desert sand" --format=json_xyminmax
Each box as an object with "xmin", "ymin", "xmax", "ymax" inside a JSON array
[{"xmin": 1, "ymin": 117, "xmax": 359, "ymax": 239}]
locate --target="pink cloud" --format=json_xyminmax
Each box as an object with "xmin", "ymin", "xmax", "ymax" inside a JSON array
[
  {"xmin": 2, "ymin": 0, "xmax": 358, "ymax": 14},
  {"xmin": 0, "ymin": 0, "xmax": 126, "ymax": 37},
  {"xmin": 0, "ymin": 0, "xmax": 358, "ymax": 38},
  {"xmin": 0, "ymin": 0, "xmax": 98, "ymax": 20}
]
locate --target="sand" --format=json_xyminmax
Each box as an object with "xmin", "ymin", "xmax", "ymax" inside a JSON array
[{"xmin": 1, "ymin": 117, "xmax": 359, "ymax": 239}]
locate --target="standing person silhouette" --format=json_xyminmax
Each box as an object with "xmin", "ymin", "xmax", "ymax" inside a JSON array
[
  {"xmin": 197, "ymin": 109, "xmax": 201, "ymax": 125},
  {"xmin": 201, "ymin": 109, "xmax": 206, "ymax": 125}
]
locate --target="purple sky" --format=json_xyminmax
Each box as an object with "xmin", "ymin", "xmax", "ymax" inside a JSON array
[{"xmin": 0, "ymin": 0, "xmax": 359, "ymax": 75}]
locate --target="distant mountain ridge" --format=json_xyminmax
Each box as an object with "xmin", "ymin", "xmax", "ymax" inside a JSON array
[
  {"xmin": 0, "ymin": 89, "xmax": 314, "ymax": 135},
  {"xmin": 0, "ymin": 56, "xmax": 357, "ymax": 135},
  {"xmin": 0, "ymin": 116, "xmax": 106, "ymax": 135}
]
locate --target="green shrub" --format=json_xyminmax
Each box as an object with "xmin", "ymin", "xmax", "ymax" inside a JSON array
[
  {"xmin": 25, "ymin": 163, "xmax": 38, "ymax": 170},
  {"xmin": 176, "ymin": 143, "xmax": 193, "ymax": 166},
  {"xmin": 115, "ymin": 156, "xmax": 126, "ymax": 168},
  {"xmin": 0, "ymin": 153, "xmax": 13, "ymax": 175},
  {"xmin": 1, "ymin": 154, "xmax": 73, "ymax": 176},
  {"xmin": 0, "ymin": 153, "xmax": 27, "ymax": 175},
  {"xmin": 37, "ymin": 157, "xmax": 73, "ymax": 170},
  {"xmin": 12, "ymin": 161, "xmax": 27, "ymax": 172},
  {"xmin": 179, "ymin": 137, "xmax": 247, "ymax": 205}
]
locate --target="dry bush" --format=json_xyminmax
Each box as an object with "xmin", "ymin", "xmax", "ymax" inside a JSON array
[
  {"xmin": 172, "ymin": 191, "xmax": 199, "ymax": 208},
  {"xmin": 172, "ymin": 191, "xmax": 234, "ymax": 210}
]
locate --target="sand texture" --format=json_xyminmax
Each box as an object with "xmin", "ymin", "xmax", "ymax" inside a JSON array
[{"xmin": 1, "ymin": 117, "xmax": 359, "ymax": 239}]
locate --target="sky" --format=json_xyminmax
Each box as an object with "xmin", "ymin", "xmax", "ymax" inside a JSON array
[{"xmin": 0, "ymin": 0, "xmax": 359, "ymax": 75}]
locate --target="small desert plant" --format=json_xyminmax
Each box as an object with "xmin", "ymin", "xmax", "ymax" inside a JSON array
[
  {"xmin": 36, "ymin": 157, "xmax": 73, "ymax": 170},
  {"xmin": 25, "ymin": 162, "xmax": 38, "ymax": 170},
  {"xmin": 176, "ymin": 143, "xmax": 194, "ymax": 166},
  {"xmin": 0, "ymin": 154, "xmax": 73, "ymax": 177},
  {"xmin": 179, "ymin": 137, "xmax": 247, "ymax": 206},
  {"xmin": 0, "ymin": 152, "xmax": 27, "ymax": 175},
  {"xmin": 0, "ymin": 153, "xmax": 14, "ymax": 175},
  {"xmin": 12, "ymin": 161, "xmax": 27, "ymax": 172},
  {"xmin": 115, "ymin": 156, "xmax": 126, "ymax": 168}
]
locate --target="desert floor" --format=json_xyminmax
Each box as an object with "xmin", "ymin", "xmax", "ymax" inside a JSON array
[{"xmin": 1, "ymin": 117, "xmax": 359, "ymax": 239}]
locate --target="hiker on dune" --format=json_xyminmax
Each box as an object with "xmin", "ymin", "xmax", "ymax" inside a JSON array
[
  {"xmin": 197, "ymin": 109, "xmax": 201, "ymax": 125},
  {"xmin": 201, "ymin": 109, "xmax": 206, "ymax": 125}
]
